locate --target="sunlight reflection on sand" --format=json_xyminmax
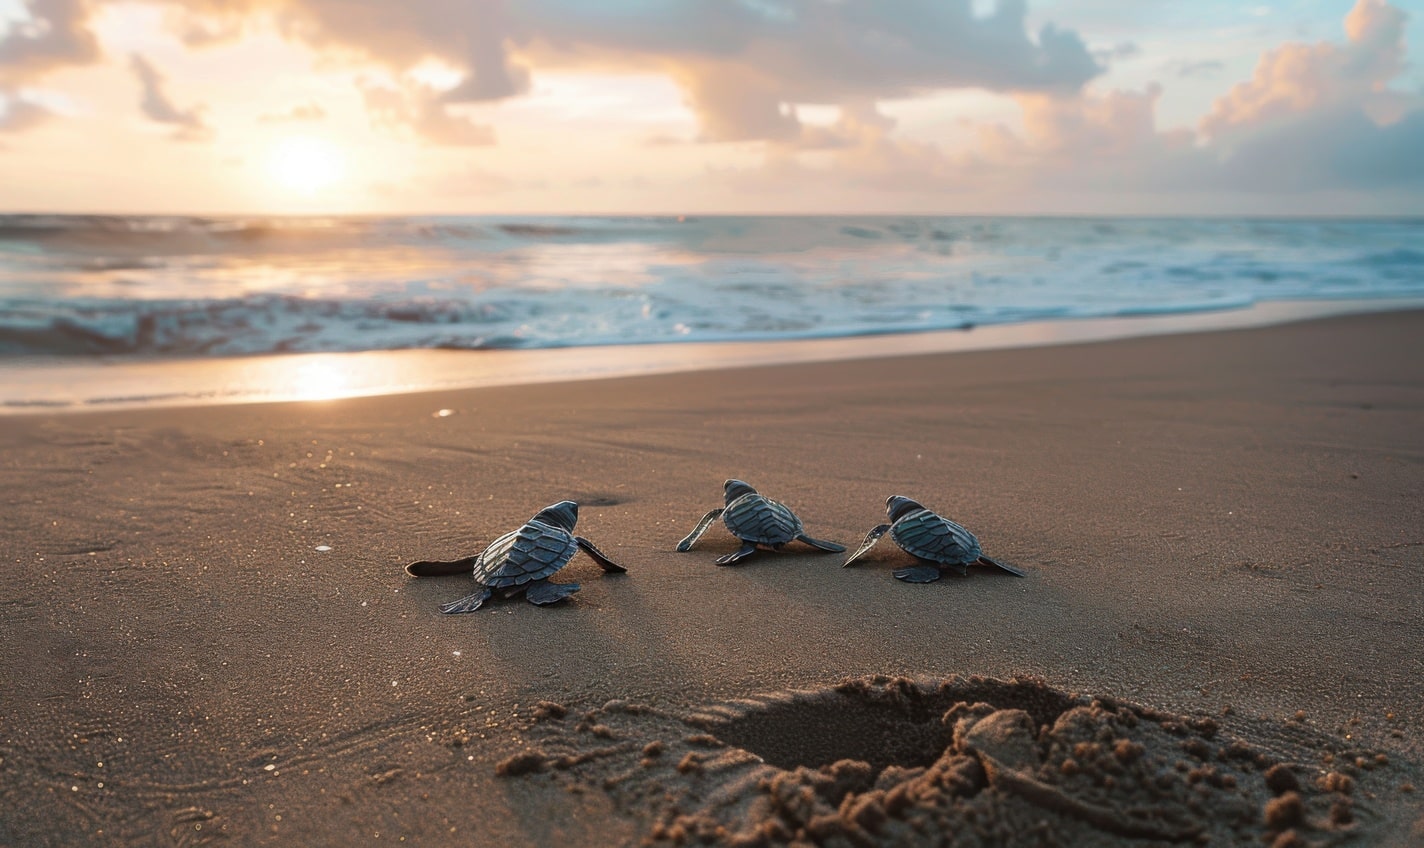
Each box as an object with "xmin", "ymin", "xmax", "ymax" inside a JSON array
[{"xmin": 2, "ymin": 298, "xmax": 1420, "ymax": 413}]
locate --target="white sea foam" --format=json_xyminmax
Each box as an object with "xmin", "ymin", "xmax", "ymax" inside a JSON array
[{"xmin": 0, "ymin": 215, "xmax": 1420, "ymax": 357}]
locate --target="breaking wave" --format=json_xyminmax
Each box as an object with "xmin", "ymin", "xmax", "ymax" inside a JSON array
[{"xmin": 1, "ymin": 214, "xmax": 1420, "ymax": 357}]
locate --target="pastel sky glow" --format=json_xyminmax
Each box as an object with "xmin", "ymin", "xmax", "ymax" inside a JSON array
[{"xmin": 0, "ymin": 0, "xmax": 1421, "ymax": 215}]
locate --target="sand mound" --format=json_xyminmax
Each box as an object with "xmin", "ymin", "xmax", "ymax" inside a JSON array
[{"xmin": 500, "ymin": 676, "xmax": 1396, "ymax": 847}]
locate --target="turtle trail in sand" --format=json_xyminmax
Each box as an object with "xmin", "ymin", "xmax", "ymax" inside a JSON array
[
  {"xmin": 676, "ymin": 479, "xmax": 846, "ymax": 565},
  {"xmin": 844, "ymin": 495, "xmax": 1027, "ymax": 582},
  {"xmin": 405, "ymin": 500, "xmax": 626, "ymax": 612}
]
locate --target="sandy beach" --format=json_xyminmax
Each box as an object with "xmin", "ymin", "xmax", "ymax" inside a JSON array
[{"xmin": 2, "ymin": 309, "xmax": 1421, "ymax": 845}]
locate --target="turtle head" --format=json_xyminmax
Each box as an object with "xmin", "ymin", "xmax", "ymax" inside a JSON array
[
  {"xmin": 532, "ymin": 500, "xmax": 579, "ymax": 531},
  {"xmin": 886, "ymin": 495, "xmax": 924, "ymax": 522},
  {"xmin": 723, "ymin": 479, "xmax": 757, "ymax": 504}
]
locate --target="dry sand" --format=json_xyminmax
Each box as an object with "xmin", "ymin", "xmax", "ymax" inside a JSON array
[{"xmin": 1, "ymin": 310, "xmax": 1421, "ymax": 845}]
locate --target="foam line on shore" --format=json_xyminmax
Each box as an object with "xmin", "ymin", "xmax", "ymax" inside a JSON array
[{"xmin": 2, "ymin": 297, "xmax": 1421, "ymax": 414}]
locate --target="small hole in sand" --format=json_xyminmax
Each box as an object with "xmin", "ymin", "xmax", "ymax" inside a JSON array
[
  {"xmin": 519, "ymin": 676, "xmax": 1394, "ymax": 845},
  {"xmin": 710, "ymin": 677, "xmax": 1076, "ymax": 773},
  {"xmin": 716, "ymin": 697, "xmax": 949, "ymax": 771}
]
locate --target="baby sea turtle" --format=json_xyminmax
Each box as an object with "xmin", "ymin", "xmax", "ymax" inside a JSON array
[
  {"xmin": 843, "ymin": 495, "xmax": 1026, "ymax": 583},
  {"xmin": 676, "ymin": 479, "xmax": 846, "ymax": 565},
  {"xmin": 405, "ymin": 500, "xmax": 625, "ymax": 613}
]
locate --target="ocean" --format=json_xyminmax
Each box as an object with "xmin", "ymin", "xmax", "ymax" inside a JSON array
[{"xmin": 3, "ymin": 214, "xmax": 1422, "ymax": 358}]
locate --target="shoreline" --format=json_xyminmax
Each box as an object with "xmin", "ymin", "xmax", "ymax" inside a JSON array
[{"xmin": 3, "ymin": 296, "xmax": 1422, "ymax": 414}]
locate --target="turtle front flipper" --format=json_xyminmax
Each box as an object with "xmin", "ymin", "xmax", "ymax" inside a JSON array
[
  {"xmin": 715, "ymin": 543, "xmax": 759, "ymax": 566},
  {"xmin": 796, "ymin": 534, "xmax": 846, "ymax": 553},
  {"xmin": 893, "ymin": 565, "xmax": 942, "ymax": 583},
  {"xmin": 977, "ymin": 555, "xmax": 1027, "ymax": 577},
  {"xmin": 407, "ymin": 556, "xmax": 480, "ymax": 577},
  {"xmin": 440, "ymin": 586, "xmax": 494, "ymax": 613},
  {"xmin": 575, "ymin": 536, "xmax": 627, "ymax": 573},
  {"xmin": 842, "ymin": 524, "xmax": 891, "ymax": 567},
  {"xmin": 525, "ymin": 580, "xmax": 580, "ymax": 605},
  {"xmin": 676, "ymin": 508, "xmax": 724, "ymax": 552}
]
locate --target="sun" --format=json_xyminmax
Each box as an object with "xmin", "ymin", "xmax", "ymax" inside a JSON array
[{"xmin": 267, "ymin": 136, "xmax": 345, "ymax": 195}]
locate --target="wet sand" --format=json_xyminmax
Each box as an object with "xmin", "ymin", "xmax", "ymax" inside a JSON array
[
  {"xmin": 1, "ymin": 310, "xmax": 1421, "ymax": 845},
  {"xmin": 6, "ymin": 298, "xmax": 1420, "ymax": 413}
]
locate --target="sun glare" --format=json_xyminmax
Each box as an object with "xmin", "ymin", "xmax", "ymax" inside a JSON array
[
  {"xmin": 267, "ymin": 136, "xmax": 344, "ymax": 195},
  {"xmin": 282, "ymin": 355, "xmax": 357, "ymax": 402}
]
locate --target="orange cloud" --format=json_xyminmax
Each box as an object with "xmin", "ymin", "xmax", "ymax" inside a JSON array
[{"xmin": 1201, "ymin": 0, "xmax": 1408, "ymax": 138}]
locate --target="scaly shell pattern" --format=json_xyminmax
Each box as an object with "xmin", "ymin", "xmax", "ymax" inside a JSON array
[
  {"xmin": 721, "ymin": 493, "xmax": 803, "ymax": 546},
  {"xmin": 473, "ymin": 519, "xmax": 579, "ymax": 589}
]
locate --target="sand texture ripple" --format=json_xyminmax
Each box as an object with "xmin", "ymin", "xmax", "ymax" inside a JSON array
[{"xmin": 1, "ymin": 311, "xmax": 1421, "ymax": 845}]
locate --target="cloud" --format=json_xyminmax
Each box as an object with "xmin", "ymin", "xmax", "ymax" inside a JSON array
[
  {"xmin": 0, "ymin": 0, "xmax": 100, "ymax": 81},
  {"xmin": 1201, "ymin": 0, "xmax": 1408, "ymax": 138},
  {"xmin": 0, "ymin": 87, "xmax": 51, "ymax": 131},
  {"xmin": 258, "ymin": 101, "xmax": 327, "ymax": 123},
  {"xmin": 163, "ymin": 7, "xmax": 247, "ymax": 48},
  {"xmin": 748, "ymin": 86, "xmax": 1199, "ymax": 196},
  {"xmin": 724, "ymin": 101, "xmax": 985, "ymax": 196},
  {"xmin": 358, "ymin": 80, "xmax": 494, "ymax": 146},
  {"xmin": 130, "ymin": 53, "xmax": 211, "ymax": 141},
  {"xmin": 516, "ymin": 0, "xmax": 1102, "ymax": 140},
  {"xmin": 523, "ymin": 0, "xmax": 1100, "ymax": 91},
  {"xmin": 259, "ymin": 0, "xmax": 529, "ymax": 100},
  {"xmin": 944, "ymin": 1, "xmax": 1420, "ymax": 196},
  {"xmin": 1182, "ymin": 0, "xmax": 1421, "ymax": 193},
  {"xmin": 722, "ymin": 0, "xmax": 1420, "ymax": 205},
  {"xmin": 1215, "ymin": 104, "xmax": 1424, "ymax": 191},
  {"xmin": 3, "ymin": 0, "xmax": 1419, "ymax": 208},
  {"xmin": 673, "ymin": 63, "xmax": 800, "ymax": 142},
  {"xmin": 70, "ymin": 0, "xmax": 1101, "ymax": 144},
  {"xmin": 1018, "ymin": 85, "xmax": 1175, "ymax": 159}
]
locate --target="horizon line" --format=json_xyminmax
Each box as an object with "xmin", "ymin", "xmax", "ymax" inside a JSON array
[{"xmin": 3, "ymin": 210, "xmax": 1423, "ymax": 221}]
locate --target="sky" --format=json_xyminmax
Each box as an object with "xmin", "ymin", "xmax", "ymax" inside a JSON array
[{"xmin": 0, "ymin": 0, "xmax": 1421, "ymax": 215}]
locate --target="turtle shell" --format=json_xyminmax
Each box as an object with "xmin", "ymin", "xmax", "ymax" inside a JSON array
[
  {"xmin": 890, "ymin": 508, "xmax": 983, "ymax": 566},
  {"xmin": 472, "ymin": 518, "xmax": 578, "ymax": 589},
  {"xmin": 722, "ymin": 492, "xmax": 802, "ymax": 545}
]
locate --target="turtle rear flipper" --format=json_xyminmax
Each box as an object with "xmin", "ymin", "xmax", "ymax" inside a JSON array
[
  {"xmin": 715, "ymin": 543, "xmax": 759, "ymax": 566},
  {"xmin": 676, "ymin": 508, "xmax": 724, "ymax": 552},
  {"xmin": 843, "ymin": 524, "xmax": 891, "ymax": 567},
  {"xmin": 796, "ymin": 534, "xmax": 846, "ymax": 553},
  {"xmin": 526, "ymin": 580, "xmax": 580, "ymax": 605},
  {"xmin": 575, "ymin": 536, "xmax": 627, "ymax": 573},
  {"xmin": 977, "ymin": 555, "xmax": 1026, "ymax": 577},
  {"xmin": 893, "ymin": 565, "xmax": 942, "ymax": 583},
  {"xmin": 407, "ymin": 556, "xmax": 480, "ymax": 577},
  {"xmin": 440, "ymin": 586, "xmax": 493, "ymax": 614}
]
